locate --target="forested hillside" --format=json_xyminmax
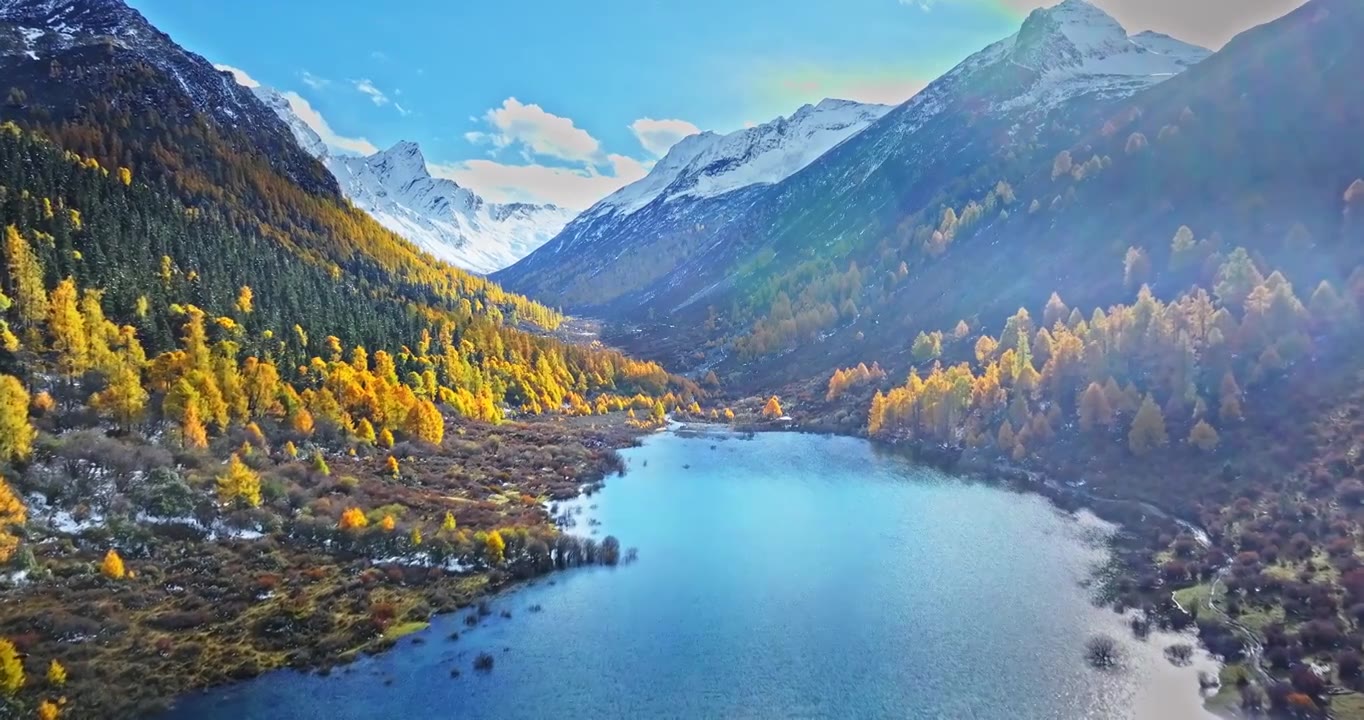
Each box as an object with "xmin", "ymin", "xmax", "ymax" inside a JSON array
[
  {"xmin": 533, "ymin": 0, "xmax": 1363, "ymax": 404},
  {"xmin": 753, "ymin": 2, "xmax": 1364, "ymax": 712},
  {"xmin": 0, "ymin": 2, "xmax": 713, "ymax": 716}
]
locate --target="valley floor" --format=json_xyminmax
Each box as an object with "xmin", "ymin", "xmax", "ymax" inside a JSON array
[
  {"xmin": 749, "ymin": 349, "xmax": 1364, "ymax": 719},
  {"xmin": 0, "ymin": 413, "xmax": 647, "ymax": 719}
]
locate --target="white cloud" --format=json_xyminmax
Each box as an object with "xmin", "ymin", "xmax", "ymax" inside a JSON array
[
  {"xmin": 607, "ymin": 154, "xmax": 650, "ymax": 184},
  {"xmin": 280, "ymin": 91, "xmax": 379, "ymax": 156},
  {"xmin": 300, "ymin": 70, "xmax": 329, "ymax": 90},
  {"xmin": 430, "ymin": 156, "xmax": 649, "ymax": 210},
  {"xmin": 629, "ymin": 117, "xmax": 701, "ymax": 157},
  {"xmin": 353, "ymin": 79, "xmax": 390, "ymax": 106},
  {"xmin": 447, "ymin": 97, "xmax": 658, "ymax": 208},
  {"xmin": 214, "ymin": 64, "xmax": 260, "ymax": 89},
  {"xmin": 479, "ymin": 97, "xmax": 602, "ymax": 163}
]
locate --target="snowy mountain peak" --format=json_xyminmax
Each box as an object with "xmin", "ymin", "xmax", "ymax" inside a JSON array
[
  {"xmin": 0, "ymin": 0, "xmax": 145, "ymax": 39},
  {"xmin": 377, "ymin": 140, "xmax": 425, "ymax": 166},
  {"xmin": 958, "ymin": 0, "xmax": 1211, "ymax": 112},
  {"xmin": 244, "ymin": 80, "xmax": 575, "ymax": 274},
  {"xmin": 249, "ymin": 86, "xmax": 329, "ymax": 160},
  {"xmin": 592, "ymin": 97, "xmax": 892, "ymax": 218},
  {"xmin": 369, "ymin": 140, "xmax": 431, "ymax": 183},
  {"xmin": 0, "ymin": 0, "xmax": 336, "ymax": 196},
  {"xmin": 1014, "ymin": 0, "xmax": 1138, "ymax": 73}
]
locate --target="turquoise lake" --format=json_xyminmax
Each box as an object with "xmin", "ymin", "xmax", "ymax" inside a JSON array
[{"xmin": 163, "ymin": 429, "xmax": 1218, "ymax": 719}]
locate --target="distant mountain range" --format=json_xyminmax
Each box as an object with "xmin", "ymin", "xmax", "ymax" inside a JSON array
[
  {"xmin": 493, "ymin": 0, "xmax": 1210, "ymax": 312},
  {"xmin": 250, "ymin": 84, "xmax": 576, "ymax": 274},
  {"xmin": 494, "ymin": 0, "xmax": 1362, "ymax": 394},
  {"xmin": 492, "ymin": 98, "xmax": 893, "ymax": 304},
  {"xmin": 253, "ymin": 86, "xmax": 893, "ymax": 276}
]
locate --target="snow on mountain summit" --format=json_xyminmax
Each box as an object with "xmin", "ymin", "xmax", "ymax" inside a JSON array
[
  {"xmin": 246, "ymin": 83, "xmax": 574, "ymax": 274},
  {"xmin": 329, "ymin": 141, "xmax": 577, "ymax": 274},
  {"xmin": 594, "ymin": 97, "xmax": 892, "ymax": 219},
  {"xmin": 1000, "ymin": 0, "xmax": 1211, "ymax": 110}
]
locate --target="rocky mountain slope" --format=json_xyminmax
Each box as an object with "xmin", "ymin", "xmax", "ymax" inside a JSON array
[
  {"xmin": 252, "ymin": 85, "xmax": 576, "ymax": 274},
  {"xmin": 608, "ymin": 0, "xmax": 1360, "ymax": 395},
  {"xmin": 495, "ymin": 0, "xmax": 1207, "ymax": 313},
  {"xmin": 0, "ymin": 0, "xmax": 334, "ymax": 195},
  {"xmin": 494, "ymin": 98, "xmax": 891, "ymax": 303}
]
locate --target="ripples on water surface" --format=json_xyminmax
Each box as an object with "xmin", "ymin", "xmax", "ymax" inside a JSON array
[{"xmin": 165, "ymin": 430, "xmax": 1218, "ymax": 719}]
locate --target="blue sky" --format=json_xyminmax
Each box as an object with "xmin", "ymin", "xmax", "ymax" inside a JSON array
[{"xmin": 126, "ymin": 0, "xmax": 1303, "ymax": 209}]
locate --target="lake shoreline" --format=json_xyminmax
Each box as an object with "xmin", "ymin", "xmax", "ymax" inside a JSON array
[
  {"xmin": 5, "ymin": 415, "xmax": 654, "ymax": 720},
  {"xmin": 141, "ymin": 418, "xmax": 1227, "ymax": 719},
  {"xmin": 160, "ymin": 427, "xmax": 1223, "ymax": 720},
  {"xmin": 748, "ymin": 418, "xmax": 1241, "ymax": 716}
]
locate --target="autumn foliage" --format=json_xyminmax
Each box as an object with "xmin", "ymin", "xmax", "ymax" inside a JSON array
[
  {"xmin": 762, "ymin": 396, "xmax": 784, "ymax": 419},
  {"xmin": 827, "ymin": 363, "xmax": 886, "ymax": 401},
  {"xmin": 0, "ymin": 637, "xmax": 21, "ymax": 696},
  {"xmin": 100, "ymin": 549, "xmax": 125, "ymax": 580},
  {"xmin": 339, "ymin": 508, "xmax": 368, "ymax": 531},
  {"xmin": 216, "ymin": 454, "xmax": 262, "ymax": 508},
  {"xmin": 867, "ymin": 249, "xmax": 1347, "ymax": 462}
]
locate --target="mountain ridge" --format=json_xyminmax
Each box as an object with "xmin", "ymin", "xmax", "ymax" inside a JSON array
[
  {"xmin": 494, "ymin": 96, "xmax": 893, "ymax": 302},
  {"xmin": 0, "ymin": 0, "xmax": 337, "ymax": 196},
  {"xmin": 248, "ymin": 84, "xmax": 576, "ymax": 274},
  {"xmin": 495, "ymin": 0, "xmax": 1209, "ymax": 313}
]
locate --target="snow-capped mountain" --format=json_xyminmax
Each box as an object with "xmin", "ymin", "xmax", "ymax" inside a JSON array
[
  {"xmin": 495, "ymin": 0, "xmax": 1208, "ymax": 313},
  {"xmin": 327, "ymin": 143, "xmax": 577, "ymax": 274},
  {"xmin": 495, "ymin": 98, "xmax": 891, "ymax": 296},
  {"xmin": 248, "ymin": 85, "xmax": 575, "ymax": 274},
  {"xmin": 0, "ymin": 0, "xmax": 332, "ymax": 195},
  {"xmin": 600, "ymin": 99, "xmax": 892, "ymax": 219}
]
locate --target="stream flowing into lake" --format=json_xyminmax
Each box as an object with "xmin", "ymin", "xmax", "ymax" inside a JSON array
[{"xmin": 163, "ymin": 429, "xmax": 1218, "ymax": 719}]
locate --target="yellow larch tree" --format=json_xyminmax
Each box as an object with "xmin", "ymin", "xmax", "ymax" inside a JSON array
[
  {"xmin": 339, "ymin": 507, "xmax": 368, "ymax": 531},
  {"xmin": 485, "ymin": 530, "xmax": 506, "ymax": 565},
  {"xmin": 1128, "ymin": 395, "xmax": 1169, "ymax": 456},
  {"xmin": 48, "ymin": 278, "xmax": 90, "ymax": 377},
  {"xmin": 216, "ymin": 454, "xmax": 262, "ymax": 508},
  {"xmin": 404, "ymin": 399, "xmax": 444, "ymax": 445},
  {"xmin": 181, "ymin": 402, "xmax": 208, "ymax": 450},
  {"xmin": 762, "ymin": 396, "xmax": 784, "ymax": 419},
  {"xmin": 1188, "ymin": 420, "xmax": 1220, "ymax": 452},
  {"xmin": 356, "ymin": 418, "xmax": 377, "ymax": 445},
  {"xmin": 0, "ymin": 375, "xmax": 35, "ymax": 464},
  {"xmin": 90, "ymin": 364, "xmax": 148, "ymax": 428},
  {"xmin": 1077, "ymin": 382, "xmax": 1114, "ymax": 433},
  {"xmin": 101, "ymin": 549, "xmax": 126, "ymax": 580},
  {"xmin": 0, "ymin": 476, "xmax": 26, "ymax": 564},
  {"xmin": 1219, "ymin": 371, "xmax": 1244, "ymax": 423},
  {"xmin": 4, "ymin": 225, "xmax": 47, "ymax": 329},
  {"xmin": 235, "ymin": 286, "xmax": 254, "ymax": 315},
  {"xmin": 291, "ymin": 407, "xmax": 316, "ymax": 437},
  {"xmin": 242, "ymin": 356, "xmax": 282, "ymax": 417},
  {"xmin": 0, "ymin": 637, "xmax": 21, "ymax": 696},
  {"xmin": 46, "ymin": 659, "xmax": 66, "ymax": 687}
]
